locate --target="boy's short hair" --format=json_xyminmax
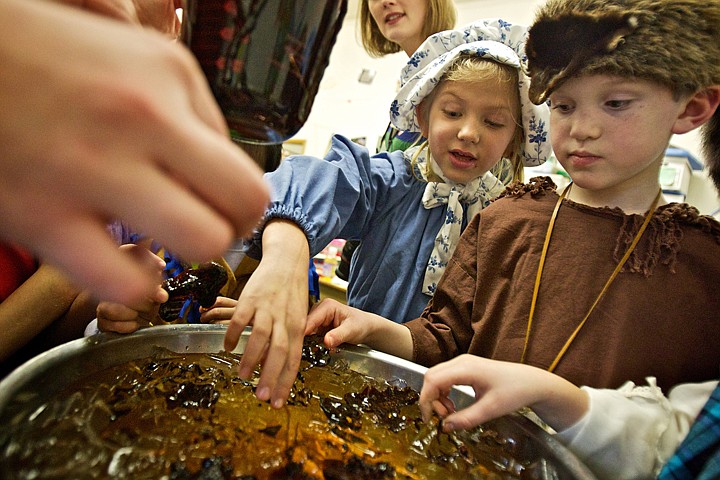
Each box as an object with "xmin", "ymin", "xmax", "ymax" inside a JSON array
[{"xmin": 359, "ymin": 0, "xmax": 457, "ymax": 57}]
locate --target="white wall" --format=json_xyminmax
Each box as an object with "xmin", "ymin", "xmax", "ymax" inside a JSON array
[{"xmin": 293, "ymin": 0, "xmax": 720, "ymax": 214}]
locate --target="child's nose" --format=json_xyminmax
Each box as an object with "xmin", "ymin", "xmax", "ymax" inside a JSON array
[
  {"xmin": 457, "ymin": 120, "xmax": 481, "ymax": 143},
  {"xmin": 568, "ymin": 109, "xmax": 601, "ymax": 140}
]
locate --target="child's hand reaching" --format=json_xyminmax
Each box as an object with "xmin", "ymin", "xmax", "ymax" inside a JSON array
[
  {"xmin": 223, "ymin": 220, "xmax": 311, "ymax": 409},
  {"xmin": 305, "ymin": 299, "xmax": 414, "ymax": 359},
  {"xmin": 96, "ymin": 244, "xmax": 167, "ymax": 334},
  {"xmin": 419, "ymin": 355, "xmax": 590, "ymax": 433},
  {"xmin": 199, "ymin": 296, "xmax": 238, "ymax": 324},
  {"xmin": 305, "ymin": 299, "xmax": 375, "ymax": 348}
]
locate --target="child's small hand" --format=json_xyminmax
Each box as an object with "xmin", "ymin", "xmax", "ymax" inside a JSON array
[
  {"xmin": 96, "ymin": 288, "xmax": 166, "ymax": 333},
  {"xmin": 199, "ymin": 296, "xmax": 238, "ymax": 324},
  {"xmin": 305, "ymin": 299, "xmax": 412, "ymax": 359},
  {"xmin": 419, "ymin": 355, "xmax": 589, "ymax": 433},
  {"xmin": 96, "ymin": 244, "xmax": 168, "ymax": 334},
  {"xmin": 305, "ymin": 299, "xmax": 372, "ymax": 349}
]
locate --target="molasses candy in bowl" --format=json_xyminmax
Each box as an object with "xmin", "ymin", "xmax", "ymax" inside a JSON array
[{"xmin": 0, "ymin": 325, "xmax": 598, "ymax": 479}]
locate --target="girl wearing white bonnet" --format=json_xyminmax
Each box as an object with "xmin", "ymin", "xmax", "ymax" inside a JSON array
[{"xmin": 232, "ymin": 16, "xmax": 551, "ymax": 344}]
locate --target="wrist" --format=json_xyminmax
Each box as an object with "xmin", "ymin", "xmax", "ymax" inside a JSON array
[
  {"xmin": 531, "ymin": 376, "xmax": 590, "ymax": 432},
  {"xmin": 262, "ymin": 219, "xmax": 309, "ymax": 258},
  {"xmin": 364, "ymin": 318, "xmax": 413, "ymax": 360}
]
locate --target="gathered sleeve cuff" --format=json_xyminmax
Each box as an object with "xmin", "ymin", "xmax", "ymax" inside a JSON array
[
  {"xmin": 243, "ymin": 204, "xmax": 314, "ymax": 259},
  {"xmin": 243, "ymin": 135, "xmax": 408, "ymax": 259}
]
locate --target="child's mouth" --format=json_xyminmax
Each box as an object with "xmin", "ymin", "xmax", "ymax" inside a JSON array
[{"xmin": 449, "ymin": 150, "xmax": 477, "ymax": 168}]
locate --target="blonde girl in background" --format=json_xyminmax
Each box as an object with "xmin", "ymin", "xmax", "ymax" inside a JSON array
[
  {"xmin": 339, "ymin": 0, "xmax": 459, "ymax": 282},
  {"xmin": 360, "ymin": 0, "xmax": 456, "ymax": 58},
  {"xmin": 360, "ymin": 0, "xmax": 456, "ymax": 153}
]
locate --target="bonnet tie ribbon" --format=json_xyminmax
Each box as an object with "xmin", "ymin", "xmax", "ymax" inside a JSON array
[{"xmin": 418, "ymin": 154, "xmax": 505, "ymax": 294}]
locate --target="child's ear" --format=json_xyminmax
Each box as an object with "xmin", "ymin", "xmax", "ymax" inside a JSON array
[
  {"xmin": 416, "ymin": 101, "xmax": 430, "ymax": 137},
  {"xmin": 672, "ymin": 86, "xmax": 720, "ymax": 134}
]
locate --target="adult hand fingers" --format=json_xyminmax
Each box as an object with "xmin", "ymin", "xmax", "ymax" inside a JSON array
[
  {"xmin": 150, "ymin": 42, "xmax": 270, "ymax": 241},
  {"xmin": 34, "ymin": 211, "xmax": 161, "ymax": 305},
  {"xmin": 84, "ymin": 137, "xmax": 254, "ymax": 265},
  {"xmin": 154, "ymin": 115, "xmax": 270, "ymax": 240}
]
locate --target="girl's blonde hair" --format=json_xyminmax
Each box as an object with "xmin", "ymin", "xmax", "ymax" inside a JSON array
[
  {"xmin": 359, "ymin": 0, "xmax": 457, "ymax": 57},
  {"xmin": 412, "ymin": 55, "xmax": 525, "ymax": 183}
]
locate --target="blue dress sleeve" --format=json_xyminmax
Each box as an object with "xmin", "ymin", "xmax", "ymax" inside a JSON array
[{"xmin": 245, "ymin": 135, "xmax": 409, "ymax": 257}]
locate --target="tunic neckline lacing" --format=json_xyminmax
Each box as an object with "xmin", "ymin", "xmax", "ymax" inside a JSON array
[{"xmin": 520, "ymin": 182, "xmax": 663, "ymax": 372}]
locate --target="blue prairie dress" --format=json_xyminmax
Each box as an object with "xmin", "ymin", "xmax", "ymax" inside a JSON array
[{"xmin": 244, "ymin": 135, "xmax": 498, "ymax": 324}]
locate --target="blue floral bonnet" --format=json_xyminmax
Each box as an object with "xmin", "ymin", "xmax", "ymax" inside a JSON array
[{"xmin": 389, "ymin": 19, "xmax": 551, "ymax": 167}]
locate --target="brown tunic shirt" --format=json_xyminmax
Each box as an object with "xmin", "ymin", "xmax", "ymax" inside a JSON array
[{"xmin": 406, "ymin": 178, "xmax": 720, "ymax": 390}]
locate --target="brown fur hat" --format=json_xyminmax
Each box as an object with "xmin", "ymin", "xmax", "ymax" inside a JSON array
[{"xmin": 525, "ymin": 0, "xmax": 720, "ymax": 188}]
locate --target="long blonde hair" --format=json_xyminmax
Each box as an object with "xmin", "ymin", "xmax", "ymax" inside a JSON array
[
  {"xmin": 359, "ymin": 0, "xmax": 457, "ymax": 57},
  {"xmin": 412, "ymin": 55, "xmax": 525, "ymax": 183}
]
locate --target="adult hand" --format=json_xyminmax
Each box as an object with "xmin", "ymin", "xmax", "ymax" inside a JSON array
[
  {"xmin": 224, "ymin": 221, "xmax": 310, "ymax": 409},
  {"xmin": 0, "ymin": 0, "xmax": 269, "ymax": 305},
  {"xmin": 60, "ymin": 0, "xmax": 182, "ymax": 35},
  {"xmin": 419, "ymin": 355, "xmax": 590, "ymax": 433},
  {"xmin": 96, "ymin": 245, "xmax": 168, "ymax": 333}
]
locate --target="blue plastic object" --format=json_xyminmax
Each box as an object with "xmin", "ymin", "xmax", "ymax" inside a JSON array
[{"xmin": 666, "ymin": 147, "xmax": 703, "ymax": 171}]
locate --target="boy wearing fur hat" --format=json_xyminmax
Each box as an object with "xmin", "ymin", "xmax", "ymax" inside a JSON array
[
  {"xmin": 407, "ymin": 0, "xmax": 720, "ymax": 479},
  {"xmin": 220, "ymin": 19, "xmax": 552, "ymax": 408}
]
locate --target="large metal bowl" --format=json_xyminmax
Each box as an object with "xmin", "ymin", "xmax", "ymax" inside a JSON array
[{"xmin": 0, "ymin": 324, "xmax": 597, "ymax": 479}]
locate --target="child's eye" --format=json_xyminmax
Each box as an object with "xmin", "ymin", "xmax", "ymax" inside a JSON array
[
  {"xmin": 605, "ymin": 99, "xmax": 631, "ymax": 109},
  {"xmin": 485, "ymin": 119, "xmax": 505, "ymax": 128},
  {"xmin": 442, "ymin": 109, "xmax": 462, "ymax": 118},
  {"xmin": 549, "ymin": 101, "xmax": 573, "ymax": 113}
]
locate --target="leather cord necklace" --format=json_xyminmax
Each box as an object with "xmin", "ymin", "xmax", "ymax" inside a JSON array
[{"xmin": 520, "ymin": 182, "xmax": 663, "ymax": 372}]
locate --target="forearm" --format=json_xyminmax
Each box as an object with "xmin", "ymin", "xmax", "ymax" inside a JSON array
[
  {"xmin": 309, "ymin": 300, "xmax": 414, "ymax": 360},
  {"xmin": 362, "ymin": 318, "xmax": 414, "ymax": 360},
  {"xmin": 0, "ymin": 265, "xmax": 80, "ymax": 362},
  {"xmin": 59, "ymin": 290, "xmax": 101, "ymax": 340}
]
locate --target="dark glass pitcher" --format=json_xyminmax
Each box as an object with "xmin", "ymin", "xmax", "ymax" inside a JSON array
[{"xmin": 182, "ymin": 0, "xmax": 347, "ymax": 144}]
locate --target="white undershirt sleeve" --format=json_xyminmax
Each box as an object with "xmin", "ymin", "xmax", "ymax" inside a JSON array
[{"xmin": 554, "ymin": 378, "xmax": 717, "ymax": 480}]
